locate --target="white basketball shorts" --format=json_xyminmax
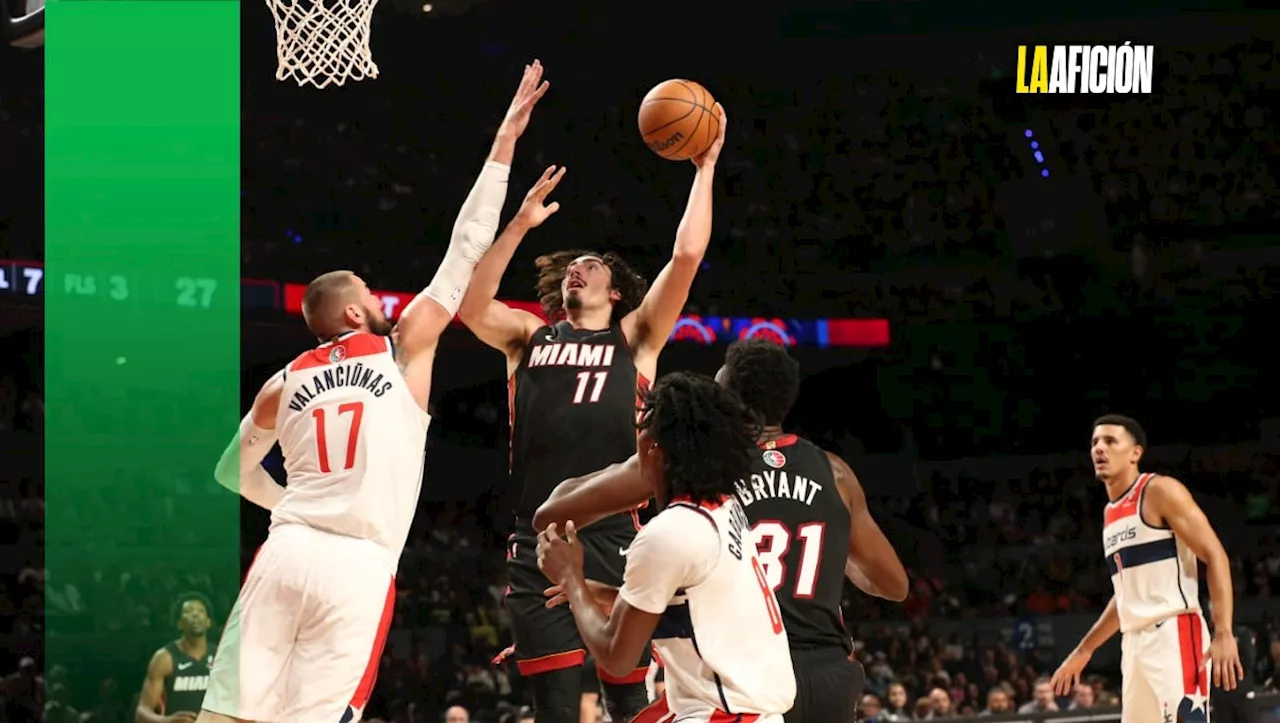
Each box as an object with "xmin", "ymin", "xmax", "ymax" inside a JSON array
[
  {"xmin": 1120, "ymin": 611, "xmax": 1211, "ymax": 723},
  {"xmin": 202, "ymin": 524, "xmax": 396, "ymax": 722},
  {"xmin": 629, "ymin": 694, "xmax": 784, "ymax": 723}
]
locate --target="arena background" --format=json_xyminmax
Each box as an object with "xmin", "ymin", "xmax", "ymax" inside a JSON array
[{"xmin": 4, "ymin": 0, "xmax": 1280, "ymax": 720}]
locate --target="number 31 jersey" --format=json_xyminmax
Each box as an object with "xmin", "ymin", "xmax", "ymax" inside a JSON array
[
  {"xmin": 734, "ymin": 435, "xmax": 851, "ymax": 652},
  {"xmin": 509, "ymin": 321, "xmax": 646, "ymax": 533},
  {"xmin": 271, "ymin": 331, "xmax": 430, "ymax": 571}
]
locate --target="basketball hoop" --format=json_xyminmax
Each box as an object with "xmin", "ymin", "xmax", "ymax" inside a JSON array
[
  {"xmin": 265, "ymin": 0, "xmax": 380, "ymax": 89},
  {"xmin": 3, "ymin": 0, "xmax": 44, "ymax": 48}
]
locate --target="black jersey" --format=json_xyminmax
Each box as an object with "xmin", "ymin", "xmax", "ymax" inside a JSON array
[
  {"xmin": 734, "ymin": 435, "xmax": 851, "ymax": 652},
  {"xmin": 162, "ymin": 641, "xmax": 213, "ymax": 714},
  {"xmin": 509, "ymin": 321, "xmax": 647, "ymax": 535}
]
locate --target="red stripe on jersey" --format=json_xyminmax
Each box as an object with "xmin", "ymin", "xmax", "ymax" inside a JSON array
[
  {"xmin": 347, "ymin": 579, "xmax": 397, "ymax": 711},
  {"xmin": 634, "ymin": 371, "xmax": 652, "ymax": 427},
  {"xmin": 515, "ymin": 649, "xmax": 586, "ymax": 676},
  {"xmin": 630, "ymin": 695, "xmax": 672, "ymax": 723},
  {"xmin": 628, "ymin": 372, "xmax": 654, "ymax": 531},
  {"xmin": 1103, "ymin": 473, "xmax": 1153, "ymax": 527},
  {"xmin": 491, "ymin": 644, "xmax": 516, "ymax": 667},
  {"xmin": 289, "ymin": 333, "xmax": 388, "ymax": 373},
  {"xmin": 710, "ymin": 711, "xmax": 760, "ymax": 723},
  {"xmin": 1178, "ymin": 613, "xmax": 1208, "ymax": 696},
  {"xmin": 758, "ymin": 434, "xmax": 799, "ymax": 449},
  {"xmin": 599, "ymin": 665, "xmax": 650, "ymax": 685},
  {"xmin": 668, "ymin": 494, "xmax": 728, "ymax": 512},
  {"xmin": 506, "ymin": 375, "xmax": 517, "ymax": 473}
]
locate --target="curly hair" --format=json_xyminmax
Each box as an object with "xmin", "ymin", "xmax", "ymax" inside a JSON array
[
  {"xmin": 720, "ymin": 339, "xmax": 800, "ymax": 426},
  {"xmin": 171, "ymin": 591, "xmax": 213, "ymax": 626},
  {"xmin": 637, "ymin": 372, "xmax": 759, "ymax": 505},
  {"xmin": 534, "ymin": 250, "xmax": 649, "ymax": 323}
]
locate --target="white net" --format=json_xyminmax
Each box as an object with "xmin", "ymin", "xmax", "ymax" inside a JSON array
[{"xmin": 266, "ymin": 0, "xmax": 381, "ymax": 89}]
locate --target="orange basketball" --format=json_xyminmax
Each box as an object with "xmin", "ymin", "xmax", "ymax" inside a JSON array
[{"xmin": 638, "ymin": 79, "xmax": 719, "ymax": 161}]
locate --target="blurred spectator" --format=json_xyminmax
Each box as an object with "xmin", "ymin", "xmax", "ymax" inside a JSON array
[{"xmin": 1016, "ymin": 677, "xmax": 1059, "ymax": 715}]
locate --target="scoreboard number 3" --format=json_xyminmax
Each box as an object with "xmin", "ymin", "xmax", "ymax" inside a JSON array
[{"xmin": 176, "ymin": 277, "xmax": 217, "ymax": 308}]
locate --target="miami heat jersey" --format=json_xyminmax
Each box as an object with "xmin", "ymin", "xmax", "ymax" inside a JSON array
[
  {"xmin": 271, "ymin": 331, "xmax": 430, "ymax": 571},
  {"xmin": 508, "ymin": 322, "xmax": 647, "ymax": 534},
  {"xmin": 1101, "ymin": 472, "xmax": 1201, "ymax": 633},
  {"xmin": 162, "ymin": 641, "xmax": 213, "ymax": 714},
  {"xmin": 624, "ymin": 497, "xmax": 795, "ymax": 718},
  {"xmin": 735, "ymin": 435, "xmax": 850, "ymax": 652}
]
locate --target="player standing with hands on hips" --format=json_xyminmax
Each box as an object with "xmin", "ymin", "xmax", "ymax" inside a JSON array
[{"xmin": 1051, "ymin": 415, "xmax": 1243, "ymax": 723}]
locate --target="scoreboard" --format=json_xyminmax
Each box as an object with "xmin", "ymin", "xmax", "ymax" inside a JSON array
[{"xmin": 0, "ymin": 259, "xmax": 890, "ymax": 349}]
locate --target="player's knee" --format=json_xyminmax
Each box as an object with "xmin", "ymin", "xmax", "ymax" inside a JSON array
[
  {"xmin": 530, "ymin": 667, "xmax": 585, "ymax": 723},
  {"xmin": 601, "ymin": 681, "xmax": 649, "ymax": 721},
  {"xmin": 531, "ymin": 703, "xmax": 578, "ymax": 723}
]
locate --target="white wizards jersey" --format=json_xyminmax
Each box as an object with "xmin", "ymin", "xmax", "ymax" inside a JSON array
[
  {"xmin": 271, "ymin": 331, "xmax": 430, "ymax": 572},
  {"xmin": 1101, "ymin": 472, "xmax": 1200, "ymax": 633},
  {"xmin": 619, "ymin": 496, "xmax": 795, "ymax": 719}
]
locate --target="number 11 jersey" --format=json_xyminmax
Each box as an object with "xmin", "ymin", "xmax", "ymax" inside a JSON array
[
  {"xmin": 735, "ymin": 435, "xmax": 851, "ymax": 652},
  {"xmin": 509, "ymin": 321, "xmax": 646, "ymax": 533}
]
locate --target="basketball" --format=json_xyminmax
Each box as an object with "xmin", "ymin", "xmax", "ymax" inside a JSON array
[{"xmin": 638, "ymin": 79, "xmax": 720, "ymax": 161}]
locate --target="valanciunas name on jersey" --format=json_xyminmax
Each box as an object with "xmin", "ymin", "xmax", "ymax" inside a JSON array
[{"xmin": 287, "ymin": 363, "xmax": 395, "ymax": 412}]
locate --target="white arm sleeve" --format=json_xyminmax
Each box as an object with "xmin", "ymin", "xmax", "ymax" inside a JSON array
[
  {"xmin": 213, "ymin": 415, "xmax": 286, "ymax": 510},
  {"xmin": 424, "ymin": 160, "xmax": 511, "ymax": 316},
  {"xmin": 619, "ymin": 508, "xmax": 719, "ymax": 614}
]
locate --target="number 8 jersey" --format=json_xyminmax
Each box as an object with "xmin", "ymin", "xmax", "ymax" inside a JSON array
[
  {"xmin": 508, "ymin": 321, "xmax": 647, "ymax": 532},
  {"xmin": 734, "ymin": 435, "xmax": 852, "ymax": 653},
  {"xmin": 271, "ymin": 332, "xmax": 431, "ymax": 571}
]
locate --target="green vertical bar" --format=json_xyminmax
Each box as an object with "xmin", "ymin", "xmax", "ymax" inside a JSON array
[{"xmin": 45, "ymin": 0, "xmax": 241, "ymax": 705}]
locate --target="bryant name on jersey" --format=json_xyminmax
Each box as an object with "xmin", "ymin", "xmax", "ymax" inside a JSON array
[{"xmin": 733, "ymin": 468, "xmax": 824, "ymax": 508}]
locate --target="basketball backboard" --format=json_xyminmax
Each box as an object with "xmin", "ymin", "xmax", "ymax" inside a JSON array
[{"xmin": 3, "ymin": 0, "xmax": 44, "ymax": 48}]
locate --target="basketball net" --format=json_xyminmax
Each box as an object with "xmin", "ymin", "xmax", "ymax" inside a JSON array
[{"xmin": 266, "ymin": 0, "xmax": 380, "ymax": 89}]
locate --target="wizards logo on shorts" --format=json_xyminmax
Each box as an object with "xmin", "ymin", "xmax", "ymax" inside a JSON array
[
  {"xmin": 762, "ymin": 450, "xmax": 787, "ymax": 469},
  {"xmin": 329, "ymin": 345, "xmax": 347, "ymax": 363}
]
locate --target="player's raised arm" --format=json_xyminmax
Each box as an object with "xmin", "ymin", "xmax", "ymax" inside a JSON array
[
  {"xmin": 213, "ymin": 373, "xmax": 287, "ymax": 510},
  {"xmin": 620, "ymin": 104, "xmax": 726, "ymax": 363},
  {"xmin": 457, "ymin": 162, "xmax": 566, "ymax": 363},
  {"xmin": 136, "ymin": 648, "xmax": 189, "ymax": 723},
  {"xmin": 827, "ymin": 451, "xmax": 908, "ymax": 602},
  {"xmin": 394, "ymin": 61, "xmax": 548, "ymax": 408},
  {"xmin": 1144, "ymin": 474, "xmax": 1244, "ymax": 689},
  {"xmin": 532, "ymin": 453, "xmax": 650, "ymax": 533}
]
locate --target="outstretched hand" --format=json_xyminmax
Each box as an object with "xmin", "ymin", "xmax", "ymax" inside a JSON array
[
  {"xmin": 513, "ymin": 165, "xmax": 566, "ymax": 229},
  {"xmin": 691, "ymin": 103, "xmax": 727, "ymax": 169},
  {"xmin": 1050, "ymin": 648, "xmax": 1091, "ymax": 696},
  {"xmin": 499, "ymin": 60, "xmax": 550, "ymax": 139}
]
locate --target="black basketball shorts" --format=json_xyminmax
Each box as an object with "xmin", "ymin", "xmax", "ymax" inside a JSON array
[
  {"xmin": 784, "ymin": 648, "xmax": 864, "ymax": 723},
  {"xmin": 504, "ymin": 522, "xmax": 651, "ymax": 682}
]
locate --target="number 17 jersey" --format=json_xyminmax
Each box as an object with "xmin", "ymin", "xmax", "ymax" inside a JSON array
[
  {"xmin": 271, "ymin": 332, "xmax": 430, "ymax": 572},
  {"xmin": 508, "ymin": 321, "xmax": 646, "ymax": 534}
]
